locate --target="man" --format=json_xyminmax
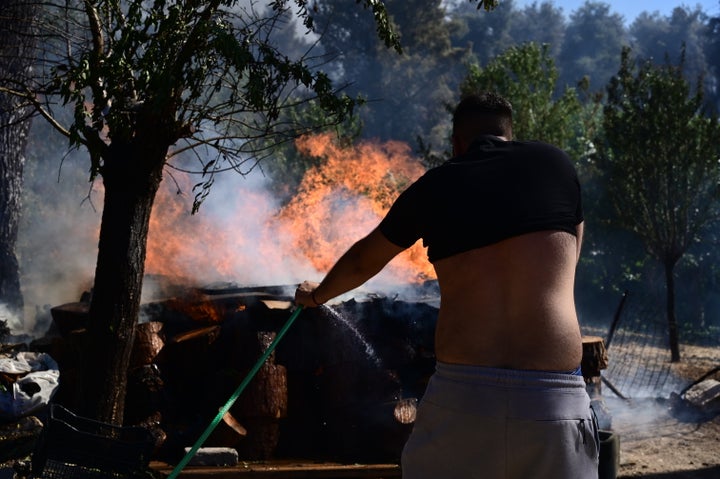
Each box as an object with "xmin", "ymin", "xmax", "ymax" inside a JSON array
[{"xmin": 295, "ymin": 92, "xmax": 598, "ymax": 478}]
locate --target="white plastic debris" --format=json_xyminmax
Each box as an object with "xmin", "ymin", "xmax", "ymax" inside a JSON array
[{"xmin": 0, "ymin": 351, "xmax": 60, "ymax": 420}]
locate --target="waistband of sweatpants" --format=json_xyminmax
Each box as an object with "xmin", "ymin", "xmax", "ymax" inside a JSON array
[
  {"xmin": 435, "ymin": 361, "xmax": 587, "ymax": 389},
  {"xmin": 425, "ymin": 361, "xmax": 590, "ymax": 419}
]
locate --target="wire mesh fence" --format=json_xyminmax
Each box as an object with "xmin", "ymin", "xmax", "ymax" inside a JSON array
[{"xmin": 581, "ymin": 294, "xmax": 720, "ymax": 400}]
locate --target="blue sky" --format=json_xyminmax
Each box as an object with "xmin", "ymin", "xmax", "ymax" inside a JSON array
[{"xmin": 514, "ymin": 1, "xmax": 720, "ymax": 24}]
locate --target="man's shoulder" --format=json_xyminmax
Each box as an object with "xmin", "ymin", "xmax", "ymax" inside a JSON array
[
  {"xmin": 514, "ymin": 139, "xmax": 568, "ymax": 155},
  {"xmin": 513, "ymin": 141, "xmax": 576, "ymax": 172}
]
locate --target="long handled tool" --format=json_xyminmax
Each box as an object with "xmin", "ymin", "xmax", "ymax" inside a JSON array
[{"xmin": 167, "ymin": 305, "xmax": 304, "ymax": 479}]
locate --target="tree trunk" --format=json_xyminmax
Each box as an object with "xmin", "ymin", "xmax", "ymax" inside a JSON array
[
  {"xmin": 665, "ymin": 259, "xmax": 681, "ymax": 362},
  {"xmin": 81, "ymin": 141, "xmax": 165, "ymax": 425},
  {"xmin": 0, "ymin": 112, "xmax": 26, "ymax": 319},
  {"xmin": 0, "ymin": 0, "xmax": 37, "ymax": 321}
]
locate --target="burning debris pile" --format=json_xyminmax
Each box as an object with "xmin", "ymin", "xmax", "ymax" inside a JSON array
[
  {"xmin": 45, "ymin": 280, "xmax": 440, "ymax": 464},
  {"xmin": 7, "ymin": 134, "xmax": 443, "ymax": 468}
]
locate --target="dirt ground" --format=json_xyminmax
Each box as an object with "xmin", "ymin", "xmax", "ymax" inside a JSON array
[{"xmin": 606, "ymin": 344, "xmax": 720, "ymax": 478}]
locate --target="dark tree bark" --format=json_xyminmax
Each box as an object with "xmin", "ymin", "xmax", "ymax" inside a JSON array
[
  {"xmin": 0, "ymin": 0, "xmax": 37, "ymax": 320},
  {"xmin": 81, "ymin": 138, "xmax": 165, "ymax": 424},
  {"xmin": 665, "ymin": 259, "xmax": 681, "ymax": 362}
]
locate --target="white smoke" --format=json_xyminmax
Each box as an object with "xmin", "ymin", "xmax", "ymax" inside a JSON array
[
  {"xmin": 0, "ymin": 303, "xmax": 23, "ymax": 336},
  {"xmin": 18, "ymin": 120, "xmax": 430, "ymax": 339}
]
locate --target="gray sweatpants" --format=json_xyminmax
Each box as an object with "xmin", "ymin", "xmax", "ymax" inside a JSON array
[{"xmin": 401, "ymin": 362, "xmax": 599, "ymax": 479}]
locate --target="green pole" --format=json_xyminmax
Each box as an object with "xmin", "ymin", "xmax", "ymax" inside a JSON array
[{"xmin": 167, "ymin": 305, "xmax": 304, "ymax": 479}]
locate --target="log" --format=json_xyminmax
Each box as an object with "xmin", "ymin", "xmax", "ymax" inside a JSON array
[
  {"xmin": 222, "ymin": 411, "xmax": 247, "ymax": 437},
  {"xmin": 581, "ymin": 336, "xmax": 608, "ymax": 398},
  {"xmin": 158, "ymin": 325, "xmax": 221, "ymax": 386},
  {"xmin": 150, "ymin": 460, "xmax": 402, "ymax": 477},
  {"xmin": 232, "ymin": 333, "xmax": 287, "ymax": 460},
  {"xmin": 47, "ymin": 329, "xmax": 87, "ymax": 411},
  {"xmin": 49, "ymin": 302, "xmax": 89, "ymax": 337},
  {"xmin": 138, "ymin": 411, "xmax": 168, "ymax": 454},
  {"xmin": 205, "ymin": 332, "xmax": 288, "ymax": 460},
  {"xmin": 169, "ymin": 325, "xmax": 221, "ymax": 347},
  {"xmin": 125, "ymin": 364, "xmax": 165, "ymax": 426},
  {"xmin": 236, "ymin": 362, "xmax": 288, "ymax": 419},
  {"xmin": 130, "ymin": 321, "xmax": 164, "ymax": 368},
  {"xmin": 581, "ymin": 335, "xmax": 608, "ymax": 379},
  {"xmin": 233, "ymin": 417, "xmax": 281, "ymax": 461}
]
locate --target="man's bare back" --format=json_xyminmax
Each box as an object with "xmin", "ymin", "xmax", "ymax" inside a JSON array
[
  {"xmin": 433, "ymin": 230, "xmax": 583, "ymax": 371},
  {"xmin": 294, "ymin": 92, "xmax": 598, "ymax": 478}
]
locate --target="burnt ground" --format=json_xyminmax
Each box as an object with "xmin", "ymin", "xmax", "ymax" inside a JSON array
[{"xmin": 590, "ymin": 335, "xmax": 720, "ymax": 478}]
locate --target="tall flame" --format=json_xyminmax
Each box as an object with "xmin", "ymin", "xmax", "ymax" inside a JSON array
[
  {"xmin": 277, "ymin": 133, "xmax": 434, "ymax": 283},
  {"xmin": 145, "ymin": 133, "xmax": 435, "ymax": 292}
]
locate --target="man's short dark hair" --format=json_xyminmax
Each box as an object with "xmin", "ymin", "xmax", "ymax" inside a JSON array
[{"xmin": 452, "ymin": 92, "xmax": 513, "ymax": 141}]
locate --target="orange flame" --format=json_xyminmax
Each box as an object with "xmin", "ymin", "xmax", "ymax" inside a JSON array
[
  {"xmin": 164, "ymin": 290, "xmax": 225, "ymax": 323},
  {"xmin": 145, "ymin": 175, "xmax": 281, "ymax": 286},
  {"xmin": 144, "ymin": 133, "xmax": 435, "ymax": 292},
  {"xmin": 277, "ymin": 133, "xmax": 434, "ymax": 283}
]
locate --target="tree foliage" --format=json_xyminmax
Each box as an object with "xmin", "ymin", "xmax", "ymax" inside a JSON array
[
  {"xmin": 704, "ymin": 5, "xmax": 720, "ymax": 111},
  {"xmin": 596, "ymin": 47, "xmax": 720, "ymax": 361},
  {"xmin": 312, "ymin": 0, "xmax": 467, "ymax": 147},
  {"xmin": 449, "ymin": 0, "xmax": 516, "ymax": 66},
  {"xmin": 460, "ymin": 42, "xmax": 587, "ymax": 152},
  {"xmin": 33, "ymin": 0, "xmax": 391, "ymax": 208},
  {"xmin": 630, "ymin": 7, "xmax": 710, "ymax": 104},
  {"xmin": 507, "ymin": 1, "xmax": 565, "ymax": 58},
  {"xmin": 558, "ymin": 1, "xmax": 627, "ymax": 92}
]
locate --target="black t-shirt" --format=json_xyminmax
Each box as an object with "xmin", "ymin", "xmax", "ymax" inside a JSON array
[{"xmin": 379, "ymin": 135, "xmax": 583, "ymax": 263}]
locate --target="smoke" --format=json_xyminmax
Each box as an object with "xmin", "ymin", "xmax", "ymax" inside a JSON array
[
  {"xmin": 144, "ymin": 162, "xmax": 321, "ymax": 288},
  {"xmin": 144, "ymin": 136, "xmax": 431, "ymax": 296},
  {"xmin": 17, "ymin": 131, "xmax": 433, "ymax": 338},
  {"xmin": 18, "ymin": 128, "xmax": 101, "ymax": 337},
  {"xmin": 0, "ymin": 303, "xmax": 19, "ymax": 338}
]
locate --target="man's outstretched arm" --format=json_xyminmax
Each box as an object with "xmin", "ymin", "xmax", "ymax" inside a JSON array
[{"xmin": 295, "ymin": 226, "xmax": 406, "ymax": 307}]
